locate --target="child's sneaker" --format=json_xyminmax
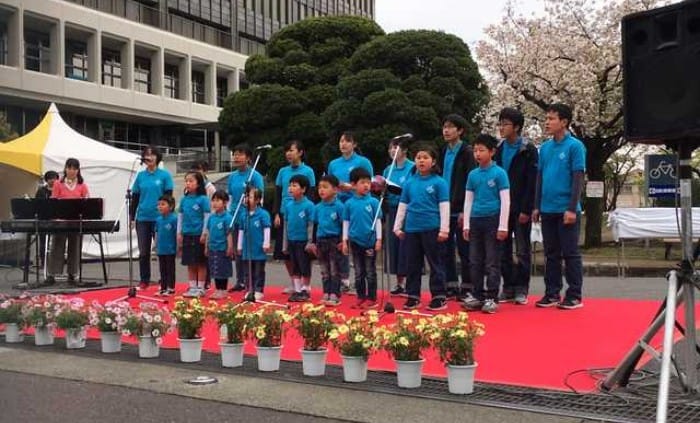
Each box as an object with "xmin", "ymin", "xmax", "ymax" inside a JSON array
[
  {"xmin": 535, "ymin": 296, "xmax": 561, "ymax": 308},
  {"xmin": 403, "ymin": 298, "xmax": 421, "ymax": 310},
  {"xmin": 183, "ymin": 287, "xmax": 198, "ymax": 298},
  {"xmin": 427, "ymin": 297, "xmax": 447, "ymax": 311},
  {"xmin": 390, "ymin": 285, "xmax": 406, "ymax": 296},
  {"xmin": 351, "ymin": 299, "xmax": 366, "ymax": 309},
  {"xmin": 481, "ymin": 299, "xmax": 498, "ymax": 314},
  {"xmin": 321, "ymin": 293, "xmax": 330, "ymax": 303},
  {"xmin": 325, "ymin": 294, "xmax": 341, "ymax": 306},
  {"xmin": 254, "ymin": 292, "xmax": 264, "ymax": 301},
  {"xmin": 154, "ymin": 289, "xmax": 166, "ymax": 297},
  {"xmin": 229, "ymin": 283, "xmax": 246, "ymax": 292},
  {"xmin": 498, "ymin": 291, "xmax": 516, "ymax": 303},
  {"xmin": 211, "ymin": 290, "xmax": 226, "ymax": 300},
  {"xmin": 282, "ymin": 285, "xmax": 295, "ymax": 295},
  {"xmin": 298, "ymin": 290, "xmax": 311, "ymax": 302},
  {"xmin": 165, "ymin": 288, "xmax": 176, "ymax": 296},
  {"xmin": 363, "ymin": 300, "xmax": 378, "ymax": 309},
  {"xmin": 288, "ymin": 292, "xmax": 303, "ymax": 302},
  {"xmin": 461, "ymin": 293, "xmax": 483, "ymax": 311},
  {"xmin": 558, "ymin": 298, "xmax": 583, "ymax": 310},
  {"xmin": 514, "ymin": 293, "xmax": 528, "ymax": 305}
]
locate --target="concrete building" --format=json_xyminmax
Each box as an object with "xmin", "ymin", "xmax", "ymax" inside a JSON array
[{"xmin": 0, "ymin": 0, "xmax": 374, "ymax": 170}]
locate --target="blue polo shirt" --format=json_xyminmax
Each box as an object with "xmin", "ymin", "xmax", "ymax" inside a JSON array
[
  {"xmin": 155, "ymin": 213, "xmax": 177, "ymax": 255},
  {"xmin": 207, "ymin": 211, "xmax": 234, "ymax": 252},
  {"xmin": 500, "ymin": 137, "xmax": 522, "ymax": 172},
  {"xmin": 283, "ymin": 197, "xmax": 315, "ymax": 242},
  {"xmin": 227, "ymin": 167, "xmax": 265, "ymax": 212},
  {"xmin": 399, "ymin": 173, "xmax": 449, "ymax": 233},
  {"xmin": 132, "ymin": 168, "xmax": 174, "ymax": 222},
  {"xmin": 327, "ymin": 153, "xmax": 374, "ymax": 203},
  {"xmin": 237, "ymin": 207, "xmax": 271, "ymax": 261},
  {"xmin": 276, "ymin": 163, "xmax": 316, "ymax": 215},
  {"xmin": 343, "ymin": 193, "xmax": 382, "ymax": 248},
  {"xmin": 538, "ymin": 133, "xmax": 586, "ymax": 213},
  {"xmin": 382, "ymin": 160, "xmax": 415, "ymax": 208},
  {"xmin": 466, "ymin": 162, "xmax": 510, "ymax": 217},
  {"xmin": 314, "ymin": 198, "xmax": 345, "ymax": 238},
  {"xmin": 178, "ymin": 194, "xmax": 210, "ymax": 235}
]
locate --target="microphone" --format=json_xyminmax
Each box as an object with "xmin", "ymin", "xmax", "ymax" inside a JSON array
[
  {"xmin": 391, "ymin": 133, "xmax": 414, "ymax": 142},
  {"xmin": 255, "ymin": 144, "xmax": 273, "ymax": 150}
]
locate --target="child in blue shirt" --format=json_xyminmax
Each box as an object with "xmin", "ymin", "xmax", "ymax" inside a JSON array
[
  {"xmin": 283, "ymin": 174, "xmax": 315, "ymax": 302},
  {"xmin": 309, "ymin": 175, "xmax": 345, "ymax": 306},
  {"xmin": 342, "ymin": 167, "xmax": 382, "ymax": 309},
  {"xmin": 178, "ymin": 171, "xmax": 211, "ymax": 297},
  {"xmin": 462, "ymin": 134, "xmax": 511, "ymax": 314},
  {"xmin": 237, "ymin": 186, "xmax": 271, "ymax": 301},
  {"xmin": 203, "ymin": 190, "xmax": 235, "ymax": 300},
  {"xmin": 155, "ymin": 195, "xmax": 177, "ymax": 296},
  {"xmin": 393, "ymin": 145, "xmax": 450, "ymax": 311}
]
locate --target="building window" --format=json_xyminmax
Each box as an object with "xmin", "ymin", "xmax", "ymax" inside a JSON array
[
  {"xmin": 239, "ymin": 70, "xmax": 249, "ymax": 90},
  {"xmin": 134, "ymin": 56, "xmax": 151, "ymax": 93},
  {"xmin": 25, "ymin": 31, "xmax": 51, "ymax": 73},
  {"xmin": 102, "ymin": 49, "xmax": 121, "ymax": 87},
  {"xmin": 65, "ymin": 41, "xmax": 89, "ymax": 80},
  {"xmin": 0, "ymin": 22, "xmax": 7, "ymax": 66},
  {"xmin": 216, "ymin": 77, "xmax": 227, "ymax": 106},
  {"xmin": 192, "ymin": 70, "xmax": 205, "ymax": 103},
  {"xmin": 164, "ymin": 64, "xmax": 180, "ymax": 99}
]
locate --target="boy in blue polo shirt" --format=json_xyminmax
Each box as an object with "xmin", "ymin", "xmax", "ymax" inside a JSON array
[
  {"xmin": 532, "ymin": 103, "xmax": 586, "ymax": 310},
  {"xmin": 309, "ymin": 175, "xmax": 345, "ymax": 306},
  {"xmin": 342, "ymin": 168, "xmax": 382, "ymax": 309},
  {"xmin": 155, "ymin": 195, "xmax": 177, "ymax": 296},
  {"xmin": 462, "ymin": 134, "xmax": 510, "ymax": 314},
  {"xmin": 237, "ymin": 186, "xmax": 271, "ymax": 301},
  {"xmin": 283, "ymin": 174, "xmax": 315, "ymax": 302}
]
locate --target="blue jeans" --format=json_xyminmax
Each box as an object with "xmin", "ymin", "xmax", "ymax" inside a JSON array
[
  {"xmin": 404, "ymin": 230, "xmax": 447, "ymax": 300},
  {"xmin": 501, "ymin": 213, "xmax": 532, "ymax": 295},
  {"xmin": 136, "ymin": 220, "xmax": 156, "ymax": 283},
  {"xmin": 318, "ymin": 236, "xmax": 343, "ymax": 296},
  {"xmin": 350, "ymin": 241, "xmax": 377, "ymax": 301},
  {"xmin": 469, "ymin": 215, "xmax": 502, "ymax": 300},
  {"xmin": 445, "ymin": 215, "xmax": 471, "ymax": 293},
  {"xmin": 540, "ymin": 213, "xmax": 583, "ymax": 301}
]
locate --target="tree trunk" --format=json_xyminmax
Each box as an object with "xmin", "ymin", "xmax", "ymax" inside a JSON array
[{"xmin": 584, "ymin": 144, "xmax": 606, "ymax": 248}]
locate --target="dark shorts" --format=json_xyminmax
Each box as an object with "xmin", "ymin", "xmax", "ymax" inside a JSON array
[
  {"xmin": 181, "ymin": 234, "xmax": 206, "ymax": 265},
  {"xmin": 272, "ymin": 217, "xmax": 290, "ymax": 260},
  {"xmin": 288, "ymin": 240, "xmax": 311, "ymax": 277},
  {"xmin": 208, "ymin": 250, "xmax": 233, "ymax": 279}
]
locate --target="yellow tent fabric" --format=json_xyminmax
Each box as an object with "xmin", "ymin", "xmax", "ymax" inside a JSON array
[{"xmin": 0, "ymin": 110, "xmax": 52, "ymax": 175}]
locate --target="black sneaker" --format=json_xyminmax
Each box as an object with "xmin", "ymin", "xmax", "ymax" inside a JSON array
[
  {"xmin": 298, "ymin": 290, "xmax": 311, "ymax": 302},
  {"xmin": 403, "ymin": 298, "xmax": 421, "ymax": 310},
  {"xmin": 558, "ymin": 298, "xmax": 583, "ymax": 310},
  {"xmin": 427, "ymin": 297, "xmax": 447, "ymax": 311},
  {"xmin": 229, "ymin": 283, "xmax": 246, "ymax": 292},
  {"xmin": 461, "ymin": 293, "xmax": 483, "ymax": 311},
  {"xmin": 535, "ymin": 296, "xmax": 561, "ymax": 308},
  {"xmin": 204, "ymin": 280, "xmax": 211, "ymax": 290},
  {"xmin": 390, "ymin": 285, "xmax": 406, "ymax": 296},
  {"xmin": 498, "ymin": 292, "xmax": 515, "ymax": 303}
]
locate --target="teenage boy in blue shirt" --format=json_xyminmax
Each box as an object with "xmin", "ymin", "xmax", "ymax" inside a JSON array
[
  {"xmin": 532, "ymin": 103, "xmax": 586, "ymax": 310},
  {"xmin": 227, "ymin": 143, "xmax": 265, "ymax": 292},
  {"xmin": 342, "ymin": 167, "xmax": 382, "ymax": 309},
  {"xmin": 283, "ymin": 174, "xmax": 316, "ymax": 302},
  {"xmin": 494, "ymin": 107, "xmax": 539, "ymax": 305},
  {"xmin": 462, "ymin": 134, "xmax": 511, "ymax": 314}
]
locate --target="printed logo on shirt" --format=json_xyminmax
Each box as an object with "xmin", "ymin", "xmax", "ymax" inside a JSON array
[
  {"xmin": 298, "ymin": 211, "xmax": 306, "ymax": 219},
  {"xmin": 330, "ymin": 212, "xmax": 338, "ymax": 220},
  {"xmin": 192, "ymin": 204, "xmax": 201, "ymax": 211},
  {"xmin": 399, "ymin": 176, "xmax": 406, "ymax": 183},
  {"xmin": 559, "ymin": 152, "xmax": 566, "ymax": 160},
  {"xmin": 155, "ymin": 180, "xmax": 162, "ymax": 186},
  {"xmin": 365, "ymin": 204, "xmax": 372, "ymax": 213},
  {"xmin": 426, "ymin": 185, "xmax": 435, "ymax": 194},
  {"xmin": 254, "ymin": 220, "xmax": 261, "ymax": 228},
  {"xmin": 165, "ymin": 223, "xmax": 172, "ymax": 230},
  {"xmin": 216, "ymin": 222, "xmax": 224, "ymax": 229},
  {"xmin": 487, "ymin": 179, "xmax": 496, "ymax": 188}
]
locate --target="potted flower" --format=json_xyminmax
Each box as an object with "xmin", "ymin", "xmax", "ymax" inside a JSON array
[
  {"xmin": 209, "ymin": 301, "xmax": 253, "ymax": 368},
  {"xmin": 432, "ymin": 312, "xmax": 485, "ymax": 394},
  {"xmin": 329, "ymin": 311, "xmax": 381, "ymax": 382},
  {"xmin": 122, "ymin": 302, "xmax": 171, "ymax": 358},
  {"xmin": 89, "ymin": 300, "xmax": 133, "ymax": 353},
  {"xmin": 170, "ymin": 297, "xmax": 208, "ymax": 362},
  {"xmin": 0, "ymin": 296, "xmax": 26, "ymax": 343},
  {"xmin": 22, "ymin": 294, "xmax": 60, "ymax": 345},
  {"xmin": 291, "ymin": 303, "xmax": 337, "ymax": 376},
  {"xmin": 248, "ymin": 305, "xmax": 291, "ymax": 372},
  {"xmin": 379, "ymin": 312, "xmax": 435, "ymax": 388},
  {"xmin": 54, "ymin": 297, "xmax": 90, "ymax": 349}
]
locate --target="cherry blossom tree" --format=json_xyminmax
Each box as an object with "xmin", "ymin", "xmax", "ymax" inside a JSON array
[{"xmin": 476, "ymin": 0, "xmax": 670, "ymax": 247}]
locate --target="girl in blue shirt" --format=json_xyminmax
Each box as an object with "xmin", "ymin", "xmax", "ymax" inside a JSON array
[
  {"xmin": 204, "ymin": 190, "xmax": 235, "ymax": 300},
  {"xmin": 393, "ymin": 145, "xmax": 450, "ymax": 311},
  {"xmin": 237, "ymin": 186, "xmax": 272, "ymax": 300},
  {"xmin": 178, "ymin": 171, "xmax": 210, "ymax": 297}
]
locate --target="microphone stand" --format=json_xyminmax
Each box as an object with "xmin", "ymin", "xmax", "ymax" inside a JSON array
[{"xmin": 113, "ymin": 158, "xmax": 164, "ymax": 303}]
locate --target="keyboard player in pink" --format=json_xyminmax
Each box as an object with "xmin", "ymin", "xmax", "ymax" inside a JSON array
[{"xmin": 45, "ymin": 158, "xmax": 90, "ymax": 286}]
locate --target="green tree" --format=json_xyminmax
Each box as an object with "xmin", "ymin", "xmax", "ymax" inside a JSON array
[{"xmin": 0, "ymin": 112, "xmax": 17, "ymax": 142}]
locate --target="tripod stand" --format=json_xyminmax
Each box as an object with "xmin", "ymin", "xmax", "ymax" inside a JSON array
[{"xmin": 600, "ymin": 142, "xmax": 700, "ymax": 419}]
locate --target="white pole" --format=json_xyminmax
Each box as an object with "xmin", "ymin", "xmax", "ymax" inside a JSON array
[{"xmin": 656, "ymin": 271, "xmax": 679, "ymax": 423}]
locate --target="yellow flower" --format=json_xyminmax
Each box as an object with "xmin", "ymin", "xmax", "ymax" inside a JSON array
[
  {"xmin": 338, "ymin": 325, "xmax": 349, "ymax": 334},
  {"xmin": 329, "ymin": 330, "xmax": 339, "ymax": 340},
  {"xmin": 256, "ymin": 328, "xmax": 266, "ymax": 339},
  {"xmin": 354, "ymin": 334, "xmax": 364, "ymax": 343},
  {"xmin": 398, "ymin": 336, "xmax": 409, "ymax": 346}
]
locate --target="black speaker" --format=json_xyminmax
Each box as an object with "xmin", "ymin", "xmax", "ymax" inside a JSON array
[{"xmin": 622, "ymin": 0, "xmax": 700, "ymax": 144}]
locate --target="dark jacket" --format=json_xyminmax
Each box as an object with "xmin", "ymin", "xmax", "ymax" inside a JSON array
[
  {"xmin": 439, "ymin": 141, "xmax": 477, "ymax": 215},
  {"xmin": 494, "ymin": 137, "xmax": 538, "ymax": 216}
]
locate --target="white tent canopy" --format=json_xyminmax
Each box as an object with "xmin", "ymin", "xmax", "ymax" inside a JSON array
[{"xmin": 0, "ymin": 103, "xmax": 142, "ymax": 258}]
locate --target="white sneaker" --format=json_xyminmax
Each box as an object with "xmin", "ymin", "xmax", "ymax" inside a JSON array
[
  {"xmin": 183, "ymin": 287, "xmax": 197, "ymax": 298},
  {"xmin": 282, "ymin": 286, "xmax": 295, "ymax": 294},
  {"xmin": 254, "ymin": 292, "xmax": 264, "ymax": 301}
]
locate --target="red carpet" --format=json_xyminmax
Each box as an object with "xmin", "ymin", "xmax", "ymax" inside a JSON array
[{"xmin": 67, "ymin": 285, "xmax": 695, "ymax": 392}]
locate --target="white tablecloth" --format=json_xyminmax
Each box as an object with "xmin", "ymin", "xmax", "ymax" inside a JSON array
[{"xmin": 608, "ymin": 208, "xmax": 700, "ymax": 241}]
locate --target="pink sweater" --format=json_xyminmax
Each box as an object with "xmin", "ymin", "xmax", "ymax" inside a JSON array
[{"xmin": 52, "ymin": 181, "xmax": 90, "ymax": 199}]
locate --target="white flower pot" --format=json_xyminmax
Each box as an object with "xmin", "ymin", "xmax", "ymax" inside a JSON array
[
  {"xmin": 4, "ymin": 323, "xmax": 23, "ymax": 343},
  {"xmin": 395, "ymin": 359, "xmax": 425, "ymax": 389},
  {"xmin": 341, "ymin": 355, "xmax": 368, "ymax": 383},
  {"xmin": 447, "ymin": 363, "xmax": 478, "ymax": 395},
  {"xmin": 100, "ymin": 331, "xmax": 122, "ymax": 353},
  {"xmin": 179, "ymin": 338, "xmax": 204, "ymax": 363},
  {"xmin": 300, "ymin": 348, "xmax": 327, "ymax": 377},
  {"xmin": 65, "ymin": 327, "xmax": 87, "ymax": 349},
  {"xmin": 138, "ymin": 335, "xmax": 160, "ymax": 358},
  {"xmin": 256, "ymin": 345, "xmax": 282, "ymax": 372},
  {"xmin": 220, "ymin": 342, "xmax": 245, "ymax": 368},
  {"xmin": 34, "ymin": 326, "xmax": 54, "ymax": 346}
]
